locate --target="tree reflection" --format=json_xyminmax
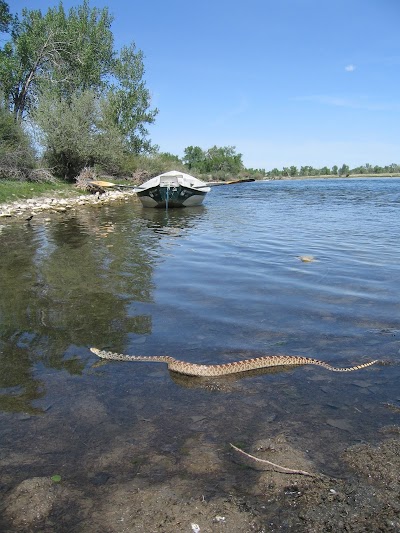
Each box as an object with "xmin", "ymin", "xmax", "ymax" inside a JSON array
[
  {"xmin": 0, "ymin": 202, "xmax": 206, "ymax": 412},
  {"xmin": 0, "ymin": 342, "xmax": 44, "ymax": 414},
  {"xmin": 0, "ymin": 204, "xmax": 157, "ymax": 412}
]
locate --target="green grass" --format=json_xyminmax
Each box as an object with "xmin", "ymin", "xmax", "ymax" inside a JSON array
[{"xmin": 0, "ymin": 180, "xmax": 79, "ymax": 204}]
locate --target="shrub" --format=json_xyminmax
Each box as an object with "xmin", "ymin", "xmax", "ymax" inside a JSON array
[{"xmin": 0, "ymin": 105, "xmax": 36, "ymax": 179}]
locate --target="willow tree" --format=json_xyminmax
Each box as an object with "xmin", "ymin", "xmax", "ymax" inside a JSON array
[
  {"xmin": 0, "ymin": 0, "xmax": 157, "ymax": 174},
  {"xmin": 104, "ymin": 43, "xmax": 158, "ymax": 155},
  {"xmin": 33, "ymin": 89, "xmax": 125, "ymax": 178},
  {"xmin": 0, "ymin": 1, "xmax": 114, "ymax": 120},
  {"xmin": 0, "ymin": 102, "xmax": 35, "ymax": 174},
  {"xmin": 0, "ymin": 0, "xmax": 12, "ymax": 32}
]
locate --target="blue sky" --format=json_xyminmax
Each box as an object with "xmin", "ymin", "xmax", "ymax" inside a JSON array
[{"xmin": 7, "ymin": 0, "xmax": 400, "ymax": 170}]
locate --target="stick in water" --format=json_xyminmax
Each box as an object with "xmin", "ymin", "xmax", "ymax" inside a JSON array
[{"xmin": 230, "ymin": 443, "xmax": 316, "ymax": 477}]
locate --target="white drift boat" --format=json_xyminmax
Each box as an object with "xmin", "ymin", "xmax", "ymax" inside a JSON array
[{"xmin": 134, "ymin": 170, "xmax": 211, "ymax": 208}]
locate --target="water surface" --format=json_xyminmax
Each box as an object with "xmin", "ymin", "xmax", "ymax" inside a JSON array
[{"xmin": 1, "ymin": 178, "xmax": 400, "ymax": 510}]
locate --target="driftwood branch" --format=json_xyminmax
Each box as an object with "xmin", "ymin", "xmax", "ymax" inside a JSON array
[{"xmin": 229, "ymin": 443, "xmax": 316, "ymax": 477}]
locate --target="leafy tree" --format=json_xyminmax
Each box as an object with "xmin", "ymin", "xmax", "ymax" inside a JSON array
[
  {"xmin": 339, "ymin": 164, "xmax": 350, "ymax": 176},
  {"xmin": 388, "ymin": 163, "xmax": 400, "ymax": 173},
  {"xmin": 0, "ymin": 103, "xmax": 35, "ymax": 173},
  {"xmin": 300, "ymin": 165, "xmax": 315, "ymax": 176},
  {"xmin": 0, "ymin": 1, "xmax": 114, "ymax": 120},
  {"xmin": 127, "ymin": 152, "xmax": 185, "ymax": 177},
  {"xmin": 351, "ymin": 165, "xmax": 363, "ymax": 174},
  {"xmin": 268, "ymin": 168, "xmax": 282, "ymax": 177},
  {"xmin": 0, "ymin": 1, "xmax": 157, "ymax": 159},
  {"xmin": 204, "ymin": 145, "xmax": 243, "ymax": 174},
  {"xmin": 183, "ymin": 146, "xmax": 205, "ymax": 171},
  {"xmin": 0, "ymin": 1, "xmax": 159, "ymax": 181},
  {"xmin": 183, "ymin": 145, "xmax": 243, "ymax": 175},
  {"xmin": 158, "ymin": 152, "xmax": 181, "ymax": 165},
  {"xmin": 331, "ymin": 165, "xmax": 338, "ymax": 175},
  {"xmin": 33, "ymin": 89, "xmax": 124, "ymax": 179},
  {"xmin": 289, "ymin": 165, "xmax": 298, "ymax": 177},
  {"xmin": 60, "ymin": 1, "xmax": 114, "ymax": 95},
  {"xmin": 319, "ymin": 166, "xmax": 330, "ymax": 175},
  {"xmin": 0, "ymin": 0, "xmax": 12, "ymax": 33},
  {"xmin": 103, "ymin": 43, "xmax": 158, "ymax": 154}
]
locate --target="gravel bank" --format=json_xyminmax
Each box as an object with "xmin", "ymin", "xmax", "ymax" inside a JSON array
[{"xmin": 0, "ymin": 189, "xmax": 138, "ymax": 220}]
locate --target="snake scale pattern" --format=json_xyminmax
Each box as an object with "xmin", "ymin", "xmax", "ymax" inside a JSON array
[{"xmin": 90, "ymin": 348, "xmax": 377, "ymax": 377}]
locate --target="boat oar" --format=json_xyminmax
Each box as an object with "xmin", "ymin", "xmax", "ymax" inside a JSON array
[
  {"xmin": 91, "ymin": 178, "xmax": 209, "ymax": 191},
  {"xmin": 195, "ymin": 178, "xmax": 255, "ymax": 189},
  {"xmin": 90, "ymin": 177, "xmax": 255, "ymax": 190},
  {"xmin": 89, "ymin": 180, "xmax": 145, "ymax": 190},
  {"xmin": 226, "ymin": 178, "xmax": 255, "ymax": 184}
]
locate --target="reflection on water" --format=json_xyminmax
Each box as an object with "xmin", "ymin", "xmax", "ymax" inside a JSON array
[
  {"xmin": 0, "ymin": 179, "xmax": 400, "ymax": 517},
  {"xmin": 140, "ymin": 204, "xmax": 206, "ymax": 235},
  {"xmin": 169, "ymin": 363, "xmax": 301, "ymax": 391}
]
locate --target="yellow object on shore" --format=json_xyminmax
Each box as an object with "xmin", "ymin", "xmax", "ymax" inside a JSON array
[{"xmin": 89, "ymin": 180, "xmax": 118, "ymax": 188}]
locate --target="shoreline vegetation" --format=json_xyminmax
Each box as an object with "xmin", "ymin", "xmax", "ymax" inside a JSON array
[{"xmin": 0, "ymin": 173, "xmax": 399, "ymax": 217}]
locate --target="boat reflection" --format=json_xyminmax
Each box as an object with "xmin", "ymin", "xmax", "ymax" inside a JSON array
[{"xmin": 139, "ymin": 206, "xmax": 206, "ymax": 236}]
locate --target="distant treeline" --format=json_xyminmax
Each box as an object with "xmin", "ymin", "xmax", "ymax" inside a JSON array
[{"xmin": 266, "ymin": 163, "xmax": 400, "ymax": 178}]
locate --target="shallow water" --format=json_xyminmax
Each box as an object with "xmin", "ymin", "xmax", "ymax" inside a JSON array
[{"xmin": 1, "ymin": 179, "xmax": 400, "ymax": 513}]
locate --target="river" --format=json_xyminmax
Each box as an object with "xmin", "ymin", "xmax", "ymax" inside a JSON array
[{"xmin": 1, "ymin": 178, "xmax": 400, "ymax": 531}]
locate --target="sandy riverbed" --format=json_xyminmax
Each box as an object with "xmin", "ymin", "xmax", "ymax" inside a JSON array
[{"xmin": 2, "ymin": 428, "xmax": 400, "ymax": 532}]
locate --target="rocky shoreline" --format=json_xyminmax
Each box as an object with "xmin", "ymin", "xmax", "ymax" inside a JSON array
[{"xmin": 0, "ymin": 188, "xmax": 138, "ymax": 220}]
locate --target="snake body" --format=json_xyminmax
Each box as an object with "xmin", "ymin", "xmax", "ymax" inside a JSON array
[{"xmin": 90, "ymin": 348, "xmax": 377, "ymax": 377}]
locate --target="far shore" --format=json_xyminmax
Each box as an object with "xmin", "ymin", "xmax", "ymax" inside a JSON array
[{"xmin": 266, "ymin": 173, "xmax": 400, "ymax": 181}]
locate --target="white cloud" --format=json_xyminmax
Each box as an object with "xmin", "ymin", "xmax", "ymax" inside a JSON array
[{"xmin": 345, "ymin": 64, "xmax": 356, "ymax": 72}]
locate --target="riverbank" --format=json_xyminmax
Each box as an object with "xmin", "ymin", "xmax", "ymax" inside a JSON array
[
  {"xmin": 0, "ymin": 187, "xmax": 138, "ymax": 220},
  {"xmin": 2, "ymin": 430, "xmax": 400, "ymax": 532}
]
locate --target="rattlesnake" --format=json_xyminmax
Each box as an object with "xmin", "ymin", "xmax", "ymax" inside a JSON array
[{"xmin": 90, "ymin": 348, "xmax": 377, "ymax": 377}]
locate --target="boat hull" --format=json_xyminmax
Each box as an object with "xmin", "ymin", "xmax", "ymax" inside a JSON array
[
  {"xmin": 137, "ymin": 185, "xmax": 207, "ymax": 208},
  {"xmin": 135, "ymin": 171, "xmax": 210, "ymax": 208}
]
